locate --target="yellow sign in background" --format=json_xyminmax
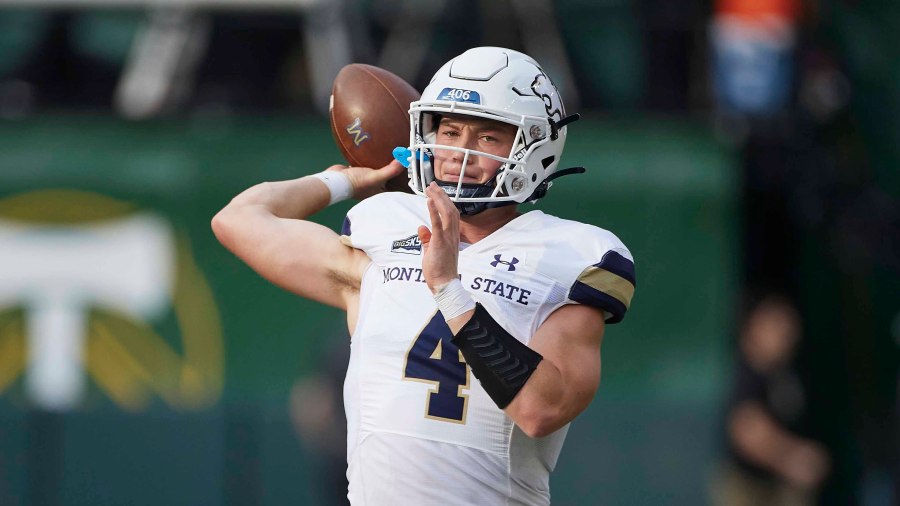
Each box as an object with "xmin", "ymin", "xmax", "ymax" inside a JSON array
[{"xmin": 0, "ymin": 189, "xmax": 223, "ymax": 411}]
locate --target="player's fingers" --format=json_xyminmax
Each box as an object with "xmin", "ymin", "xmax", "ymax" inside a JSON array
[
  {"xmin": 430, "ymin": 182, "xmax": 455, "ymax": 212},
  {"xmin": 426, "ymin": 182, "xmax": 457, "ymax": 231},
  {"xmin": 427, "ymin": 181, "xmax": 449, "ymax": 202},
  {"xmin": 426, "ymin": 194, "xmax": 443, "ymax": 232},
  {"xmin": 376, "ymin": 160, "xmax": 405, "ymax": 181}
]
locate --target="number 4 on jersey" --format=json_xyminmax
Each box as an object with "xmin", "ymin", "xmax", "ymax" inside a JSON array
[{"xmin": 403, "ymin": 312, "xmax": 470, "ymax": 423}]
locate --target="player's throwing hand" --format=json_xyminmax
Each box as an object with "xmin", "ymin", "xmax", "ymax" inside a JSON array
[
  {"xmin": 418, "ymin": 182, "xmax": 461, "ymax": 294},
  {"xmin": 325, "ymin": 160, "xmax": 406, "ymax": 201}
]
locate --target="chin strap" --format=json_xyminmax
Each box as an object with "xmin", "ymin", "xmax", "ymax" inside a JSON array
[
  {"xmin": 434, "ymin": 178, "xmax": 508, "ymax": 216},
  {"xmin": 438, "ymin": 166, "xmax": 587, "ymax": 215},
  {"xmin": 455, "ymin": 199, "xmax": 517, "ymax": 216}
]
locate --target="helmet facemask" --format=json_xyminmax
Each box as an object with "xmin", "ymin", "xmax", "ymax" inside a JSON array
[{"xmin": 408, "ymin": 107, "xmax": 553, "ymax": 215}]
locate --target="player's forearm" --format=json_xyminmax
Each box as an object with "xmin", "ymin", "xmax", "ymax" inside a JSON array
[
  {"xmin": 505, "ymin": 360, "xmax": 588, "ymax": 438},
  {"xmin": 446, "ymin": 308, "xmax": 589, "ymax": 438},
  {"xmin": 220, "ymin": 161, "xmax": 402, "ymax": 221},
  {"xmin": 211, "ymin": 176, "xmax": 333, "ymax": 265},
  {"xmin": 446, "ymin": 316, "xmax": 573, "ymax": 436},
  {"xmin": 226, "ymin": 176, "xmax": 331, "ymax": 221}
]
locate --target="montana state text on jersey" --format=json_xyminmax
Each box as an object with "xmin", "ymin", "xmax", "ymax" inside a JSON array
[{"xmin": 381, "ymin": 266, "xmax": 533, "ymax": 306}]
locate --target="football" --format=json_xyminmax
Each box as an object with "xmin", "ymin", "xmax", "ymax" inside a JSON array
[{"xmin": 330, "ymin": 63, "xmax": 419, "ymax": 193}]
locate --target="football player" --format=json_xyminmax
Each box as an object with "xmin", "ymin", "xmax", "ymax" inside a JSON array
[{"xmin": 212, "ymin": 47, "xmax": 636, "ymax": 505}]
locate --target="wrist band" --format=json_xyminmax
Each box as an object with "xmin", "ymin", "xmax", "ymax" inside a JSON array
[
  {"xmin": 434, "ymin": 278, "xmax": 476, "ymax": 321},
  {"xmin": 311, "ymin": 171, "xmax": 353, "ymax": 205}
]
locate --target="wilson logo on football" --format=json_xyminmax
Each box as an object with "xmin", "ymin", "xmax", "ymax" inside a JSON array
[
  {"xmin": 345, "ymin": 117, "xmax": 371, "ymax": 146},
  {"xmin": 391, "ymin": 234, "xmax": 422, "ymax": 255}
]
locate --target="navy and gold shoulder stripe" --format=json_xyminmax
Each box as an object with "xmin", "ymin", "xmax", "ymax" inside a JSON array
[
  {"xmin": 569, "ymin": 250, "xmax": 635, "ymax": 324},
  {"xmin": 339, "ymin": 216, "xmax": 353, "ymax": 247}
]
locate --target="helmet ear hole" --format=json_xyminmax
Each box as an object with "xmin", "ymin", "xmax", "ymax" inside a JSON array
[
  {"xmin": 531, "ymin": 174, "xmax": 537, "ymax": 182},
  {"xmin": 541, "ymin": 156, "xmax": 555, "ymax": 169}
]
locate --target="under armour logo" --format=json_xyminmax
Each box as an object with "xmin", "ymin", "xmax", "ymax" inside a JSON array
[{"xmin": 490, "ymin": 254, "xmax": 519, "ymax": 271}]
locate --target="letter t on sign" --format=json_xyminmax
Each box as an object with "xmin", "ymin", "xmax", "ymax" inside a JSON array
[{"xmin": 0, "ymin": 214, "xmax": 174, "ymax": 410}]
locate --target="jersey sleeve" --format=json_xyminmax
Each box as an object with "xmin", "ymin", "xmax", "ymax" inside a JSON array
[
  {"xmin": 568, "ymin": 246, "xmax": 636, "ymax": 324},
  {"xmin": 338, "ymin": 192, "xmax": 427, "ymax": 260},
  {"xmin": 339, "ymin": 214, "xmax": 354, "ymax": 247},
  {"xmin": 339, "ymin": 193, "xmax": 392, "ymax": 252}
]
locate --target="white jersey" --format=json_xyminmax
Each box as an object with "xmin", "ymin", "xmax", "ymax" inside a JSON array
[{"xmin": 340, "ymin": 192, "xmax": 635, "ymax": 506}]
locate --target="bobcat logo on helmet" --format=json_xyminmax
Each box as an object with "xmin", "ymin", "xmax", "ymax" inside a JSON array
[{"xmin": 530, "ymin": 73, "xmax": 564, "ymax": 123}]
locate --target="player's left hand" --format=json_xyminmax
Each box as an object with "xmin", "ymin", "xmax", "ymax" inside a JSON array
[{"xmin": 418, "ymin": 182, "xmax": 461, "ymax": 294}]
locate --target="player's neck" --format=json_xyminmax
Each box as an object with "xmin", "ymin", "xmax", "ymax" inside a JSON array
[{"xmin": 459, "ymin": 205, "xmax": 520, "ymax": 244}]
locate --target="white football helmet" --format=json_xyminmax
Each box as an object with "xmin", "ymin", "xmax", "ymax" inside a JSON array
[{"xmin": 406, "ymin": 47, "xmax": 581, "ymax": 215}]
